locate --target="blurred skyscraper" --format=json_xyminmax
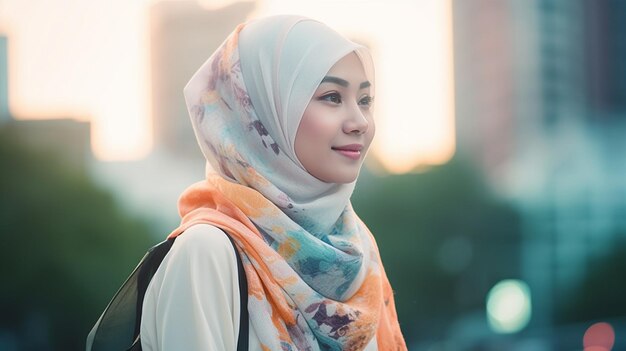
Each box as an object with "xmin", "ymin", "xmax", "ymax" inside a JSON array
[
  {"xmin": 453, "ymin": 0, "xmax": 517, "ymax": 185},
  {"xmin": 0, "ymin": 35, "xmax": 9, "ymax": 123},
  {"xmin": 453, "ymin": 0, "xmax": 626, "ymax": 341},
  {"xmin": 585, "ymin": 0, "xmax": 626, "ymax": 117},
  {"xmin": 6, "ymin": 119, "xmax": 92, "ymax": 171},
  {"xmin": 149, "ymin": 0, "xmax": 255, "ymax": 159}
]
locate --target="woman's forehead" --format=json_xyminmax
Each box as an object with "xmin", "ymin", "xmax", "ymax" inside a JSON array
[{"xmin": 322, "ymin": 52, "xmax": 371, "ymax": 88}]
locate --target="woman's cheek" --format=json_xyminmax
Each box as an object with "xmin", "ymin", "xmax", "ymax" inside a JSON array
[{"xmin": 302, "ymin": 107, "xmax": 337, "ymax": 140}]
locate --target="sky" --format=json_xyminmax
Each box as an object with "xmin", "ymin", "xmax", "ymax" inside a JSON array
[{"xmin": 0, "ymin": 0, "xmax": 455, "ymax": 173}]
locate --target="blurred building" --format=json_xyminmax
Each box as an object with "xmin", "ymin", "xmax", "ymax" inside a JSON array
[
  {"xmin": 585, "ymin": 0, "xmax": 626, "ymax": 116},
  {"xmin": 453, "ymin": 0, "xmax": 626, "ymax": 340},
  {"xmin": 4, "ymin": 118, "xmax": 92, "ymax": 172},
  {"xmin": 453, "ymin": 0, "xmax": 517, "ymax": 184},
  {"xmin": 1, "ymin": 35, "xmax": 9, "ymax": 123},
  {"xmin": 149, "ymin": 0, "xmax": 255, "ymax": 159}
]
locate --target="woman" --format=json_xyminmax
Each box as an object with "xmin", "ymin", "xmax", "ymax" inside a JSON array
[{"xmin": 140, "ymin": 15, "xmax": 407, "ymax": 351}]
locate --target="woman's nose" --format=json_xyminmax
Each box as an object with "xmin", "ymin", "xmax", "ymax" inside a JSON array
[{"xmin": 344, "ymin": 104, "xmax": 369, "ymax": 135}]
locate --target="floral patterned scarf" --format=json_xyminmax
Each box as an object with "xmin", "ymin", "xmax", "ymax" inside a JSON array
[{"xmin": 169, "ymin": 15, "xmax": 407, "ymax": 351}]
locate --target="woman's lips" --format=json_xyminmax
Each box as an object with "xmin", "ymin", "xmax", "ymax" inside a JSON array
[
  {"xmin": 332, "ymin": 144, "xmax": 363, "ymax": 160},
  {"xmin": 333, "ymin": 149, "xmax": 361, "ymax": 160}
]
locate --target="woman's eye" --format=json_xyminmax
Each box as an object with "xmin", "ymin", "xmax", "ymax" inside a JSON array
[
  {"xmin": 359, "ymin": 96, "xmax": 374, "ymax": 107},
  {"xmin": 320, "ymin": 92, "xmax": 342, "ymax": 104}
]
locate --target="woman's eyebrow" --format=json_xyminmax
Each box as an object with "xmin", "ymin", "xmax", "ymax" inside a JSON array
[{"xmin": 321, "ymin": 76, "xmax": 371, "ymax": 89}]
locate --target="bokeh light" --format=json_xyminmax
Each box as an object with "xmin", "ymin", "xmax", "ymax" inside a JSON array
[
  {"xmin": 583, "ymin": 322, "xmax": 615, "ymax": 351},
  {"xmin": 486, "ymin": 279, "xmax": 532, "ymax": 334}
]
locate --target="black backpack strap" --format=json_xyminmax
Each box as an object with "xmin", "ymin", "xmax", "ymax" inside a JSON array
[
  {"xmin": 225, "ymin": 234, "xmax": 249, "ymax": 351},
  {"xmin": 127, "ymin": 238, "xmax": 177, "ymax": 351},
  {"xmin": 135, "ymin": 238, "xmax": 177, "ymax": 337}
]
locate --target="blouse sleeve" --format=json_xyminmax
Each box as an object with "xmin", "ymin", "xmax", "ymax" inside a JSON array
[{"xmin": 140, "ymin": 224, "xmax": 242, "ymax": 351}]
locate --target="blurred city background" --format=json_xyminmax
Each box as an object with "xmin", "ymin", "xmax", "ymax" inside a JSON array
[{"xmin": 1, "ymin": 0, "xmax": 625, "ymax": 350}]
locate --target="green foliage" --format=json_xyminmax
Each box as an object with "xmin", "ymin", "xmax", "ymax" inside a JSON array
[
  {"xmin": 556, "ymin": 236, "xmax": 626, "ymax": 324},
  {"xmin": 0, "ymin": 127, "xmax": 156, "ymax": 350},
  {"xmin": 353, "ymin": 157, "xmax": 522, "ymax": 343}
]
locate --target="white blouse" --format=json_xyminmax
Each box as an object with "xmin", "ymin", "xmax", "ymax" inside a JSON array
[{"xmin": 140, "ymin": 223, "xmax": 378, "ymax": 351}]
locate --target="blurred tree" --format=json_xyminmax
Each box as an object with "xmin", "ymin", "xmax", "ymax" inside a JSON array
[
  {"xmin": 0, "ymin": 125, "xmax": 155, "ymax": 350},
  {"xmin": 556, "ymin": 235, "xmax": 626, "ymax": 324},
  {"xmin": 353, "ymin": 156, "xmax": 522, "ymax": 345}
]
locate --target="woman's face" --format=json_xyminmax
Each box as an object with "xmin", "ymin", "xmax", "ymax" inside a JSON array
[{"xmin": 295, "ymin": 52, "xmax": 375, "ymax": 184}]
